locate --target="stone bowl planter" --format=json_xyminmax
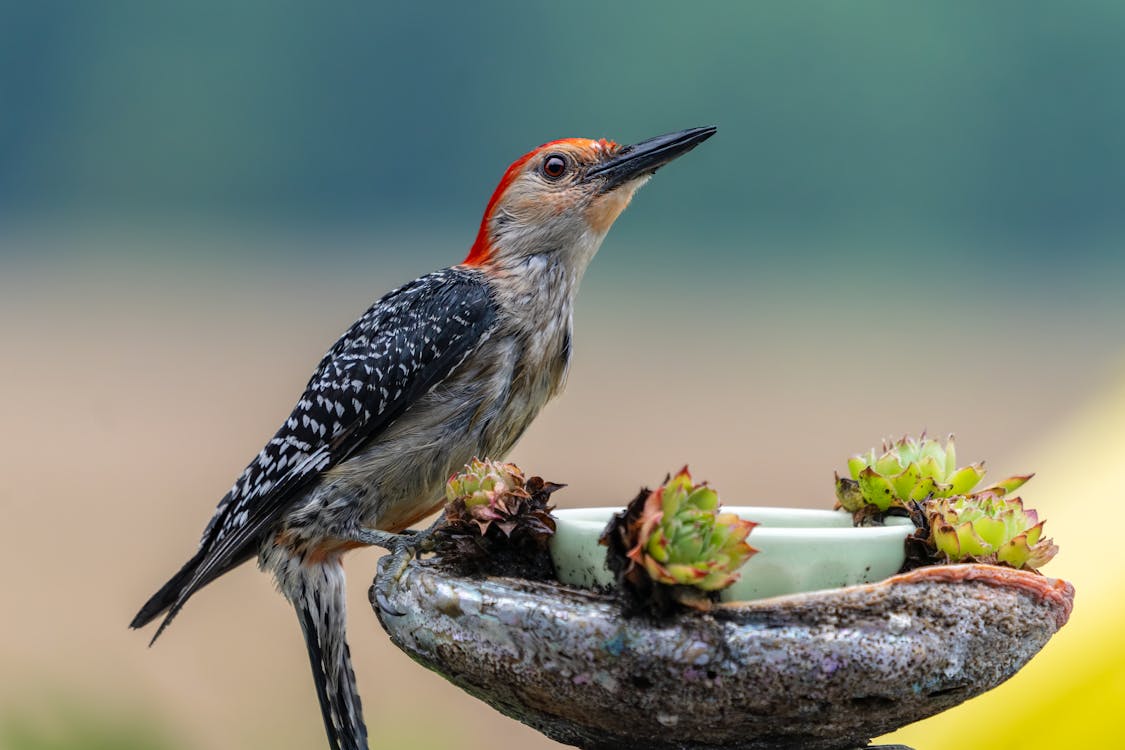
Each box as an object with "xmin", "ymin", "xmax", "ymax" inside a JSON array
[
  {"xmin": 372, "ymin": 559, "xmax": 1073, "ymax": 750},
  {"xmin": 550, "ymin": 506, "xmax": 914, "ymax": 600}
]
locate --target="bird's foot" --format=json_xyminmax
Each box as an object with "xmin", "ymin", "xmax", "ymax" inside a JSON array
[
  {"xmin": 354, "ymin": 517, "xmax": 446, "ymax": 617},
  {"xmin": 357, "ymin": 531, "xmax": 413, "ymax": 617},
  {"xmin": 351, "ymin": 524, "xmax": 441, "ymax": 560},
  {"xmin": 350, "ymin": 529, "xmax": 418, "ymax": 576}
]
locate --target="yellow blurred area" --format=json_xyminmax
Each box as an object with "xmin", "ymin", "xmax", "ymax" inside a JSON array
[{"xmin": 885, "ymin": 369, "xmax": 1125, "ymax": 748}]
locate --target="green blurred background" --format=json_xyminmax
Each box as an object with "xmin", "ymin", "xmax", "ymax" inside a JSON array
[{"xmin": 2, "ymin": 2, "xmax": 1122, "ymax": 749}]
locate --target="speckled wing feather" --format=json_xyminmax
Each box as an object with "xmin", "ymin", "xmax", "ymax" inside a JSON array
[{"xmin": 134, "ymin": 267, "xmax": 496, "ymax": 639}]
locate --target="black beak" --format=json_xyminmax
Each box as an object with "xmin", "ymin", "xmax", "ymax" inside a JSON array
[{"xmin": 585, "ymin": 126, "xmax": 716, "ymax": 192}]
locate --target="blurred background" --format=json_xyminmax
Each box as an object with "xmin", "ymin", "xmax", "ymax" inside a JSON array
[{"xmin": 2, "ymin": 2, "xmax": 1122, "ymax": 749}]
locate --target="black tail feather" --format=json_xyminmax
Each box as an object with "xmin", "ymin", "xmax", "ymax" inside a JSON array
[
  {"xmin": 296, "ymin": 572, "xmax": 368, "ymax": 750},
  {"xmin": 130, "ymin": 547, "xmax": 209, "ymax": 631},
  {"xmin": 130, "ymin": 546, "xmax": 254, "ymax": 644}
]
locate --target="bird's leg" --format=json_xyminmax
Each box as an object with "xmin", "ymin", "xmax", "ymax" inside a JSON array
[
  {"xmin": 348, "ymin": 528, "xmax": 412, "ymax": 617},
  {"xmin": 349, "ymin": 528, "xmax": 404, "ymax": 551},
  {"xmin": 350, "ymin": 513, "xmax": 448, "ymax": 616},
  {"xmin": 348, "ymin": 529, "xmax": 414, "ymax": 598},
  {"xmin": 349, "ymin": 511, "xmax": 446, "ymax": 555}
]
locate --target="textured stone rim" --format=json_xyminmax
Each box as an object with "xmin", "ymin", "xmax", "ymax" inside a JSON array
[
  {"xmin": 372, "ymin": 561, "xmax": 1073, "ymax": 750},
  {"xmin": 713, "ymin": 563, "xmax": 1075, "ymax": 629}
]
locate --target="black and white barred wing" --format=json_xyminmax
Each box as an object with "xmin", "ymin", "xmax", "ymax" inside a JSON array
[{"xmin": 132, "ymin": 268, "xmax": 496, "ymax": 638}]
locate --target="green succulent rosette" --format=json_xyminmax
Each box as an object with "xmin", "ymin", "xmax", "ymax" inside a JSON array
[
  {"xmin": 928, "ymin": 490, "xmax": 1057, "ymax": 570},
  {"xmin": 626, "ymin": 467, "xmax": 757, "ymax": 591},
  {"xmin": 835, "ymin": 433, "xmax": 1031, "ymax": 513}
]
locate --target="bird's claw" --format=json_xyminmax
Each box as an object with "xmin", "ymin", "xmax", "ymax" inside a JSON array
[
  {"xmin": 373, "ymin": 585, "xmax": 406, "ymax": 618},
  {"xmin": 385, "ymin": 540, "xmax": 415, "ymax": 581},
  {"xmin": 356, "ymin": 515, "xmax": 446, "ymax": 615},
  {"xmin": 385, "ymin": 526, "xmax": 440, "ymax": 581},
  {"xmin": 364, "ymin": 531, "xmax": 415, "ymax": 617}
]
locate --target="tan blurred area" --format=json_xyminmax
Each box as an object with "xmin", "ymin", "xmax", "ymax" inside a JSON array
[{"xmin": 1, "ymin": 240, "xmax": 1121, "ymax": 749}]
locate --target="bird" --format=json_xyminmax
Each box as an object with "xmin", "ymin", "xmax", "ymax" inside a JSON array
[{"xmin": 130, "ymin": 125, "xmax": 716, "ymax": 750}]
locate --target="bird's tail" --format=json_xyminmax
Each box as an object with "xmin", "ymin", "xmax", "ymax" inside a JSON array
[
  {"xmin": 131, "ymin": 546, "xmax": 209, "ymax": 632},
  {"xmin": 285, "ymin": 557, "xmax": 369, "ymax": 750},
  {"xmin": 130, "ymin": 545, "xmax": 256, "ymax": 644}
]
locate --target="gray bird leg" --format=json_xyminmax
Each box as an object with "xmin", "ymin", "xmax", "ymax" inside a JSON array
[
  {"xmin": 351, "ymin": 514, "xmax": 447, "ymax": 616},
  {"xmin": 348, "ymin": 511, "xmax": 446, "ymax": 555}
]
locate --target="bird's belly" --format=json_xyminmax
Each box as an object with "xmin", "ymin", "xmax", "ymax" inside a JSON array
[
  {"xmin": 291, "ymin": 348, "xmax": 562, "ymax": 539},
  {"xmin": 344, "ymin": 405, "xmax": 501, "ymax": 532}
]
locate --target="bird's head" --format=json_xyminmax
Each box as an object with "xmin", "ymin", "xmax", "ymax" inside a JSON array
[{"xmin": 463, "ymin": 126, "xmax": 716, "ymax": 271}]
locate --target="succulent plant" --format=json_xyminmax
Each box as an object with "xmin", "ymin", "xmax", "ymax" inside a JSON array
[
  {"xmin": 445, "ymin": 458, "xmax": 535, "ymax": 535},
  {"xmin": 438, "ymin": 458, "xmax": 562, "ymax": 579},
  {"xmin": 835, "ymin": 433, "xmax": 1031, "ymax": 513},
  {"xmin": 601, "ymin": 467, "xmax": 756, "ymax": 612},
  {"xmin": 630, "ymin": 468, "xmax": 757, "ymax": 590},
  {"xmin": 927, "ymin": 490, "xmax": 1057, "ymax": 570}
]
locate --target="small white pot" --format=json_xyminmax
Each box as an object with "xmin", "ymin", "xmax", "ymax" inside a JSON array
[{"xmin": 549, "ymin": 506, "xmax": 914, "ymax": 601}]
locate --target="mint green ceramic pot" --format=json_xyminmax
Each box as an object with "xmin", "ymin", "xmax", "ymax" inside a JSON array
[{"xmin": 549, "ymin": 506, "xmax": 914, "ymax": 600}]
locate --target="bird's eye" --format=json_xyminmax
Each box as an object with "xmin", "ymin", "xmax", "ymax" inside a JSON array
[{"xmin": 541, "ymin": 154, "xmax": 569, "ymax": 180}]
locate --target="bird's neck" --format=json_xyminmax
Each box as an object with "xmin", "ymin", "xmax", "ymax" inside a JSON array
[
  {"xmin": 475, "ymin": 226, "xmax": 605, "ymax": 301},
  {"xmin": 479, "ymin": 252, "xmax": 584, "ymax": 405},
  {"xmin": 477, "ymin": 251, "xmax": 585, "ymax": 324}
]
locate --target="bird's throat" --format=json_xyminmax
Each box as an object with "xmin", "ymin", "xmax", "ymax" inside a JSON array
[{"xmin": 585, "ymin": 178, "xmax": 647, "ymax": 235}]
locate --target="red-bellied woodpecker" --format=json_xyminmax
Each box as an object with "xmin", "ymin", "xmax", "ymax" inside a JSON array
[{"xmin": 131, "ymin": 126, "xmax": 716, "ymax": 750}]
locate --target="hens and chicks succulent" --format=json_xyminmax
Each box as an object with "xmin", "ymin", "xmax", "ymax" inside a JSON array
[
  {"xmin": 837, "ymin": 434, "xmax": 1056, "ymax": 571},
  {"xmin": 600, "ymin": 467, "xmax": 757, "ymax": 612},
  {"xmin": 438, "ymin": 458, "xmax": 561, "ymax": 579},
  {"xmin": 438, "ymin": 432, "xmax": 1057, "ymax": 616}
]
